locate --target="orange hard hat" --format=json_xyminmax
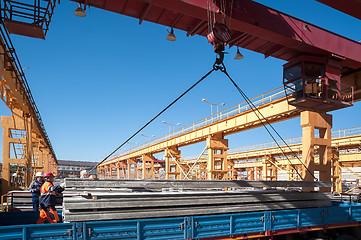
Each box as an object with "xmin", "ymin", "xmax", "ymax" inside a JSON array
[{"xmin": 43, "ymin": 172, "xmax": 54, "ymax": 178}]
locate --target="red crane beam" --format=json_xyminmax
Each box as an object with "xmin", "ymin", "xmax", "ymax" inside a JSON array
[{"xmin": 71, "ymin": 0, "xmax": 361, "ymax": 74}]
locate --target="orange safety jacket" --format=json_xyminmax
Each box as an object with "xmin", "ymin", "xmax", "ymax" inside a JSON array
[{"xmin": 39, "ymin": 180, "xmax": 63, "ymax": 208}]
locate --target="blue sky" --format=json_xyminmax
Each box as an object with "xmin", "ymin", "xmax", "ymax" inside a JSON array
[{"xmin": 1, "ymin": 0, "xmax": 361, "ymax": 162}]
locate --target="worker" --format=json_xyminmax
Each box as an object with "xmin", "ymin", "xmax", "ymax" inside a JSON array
[
  {"xmin": 80, "ymin": 169, "xmax": 88, "ymax": 178},
  {"xmin": 28, "ymin": 172, "xmax": 44, "ymax": 211},
  {"xmin": 36, "ymin": 172, "xmax": 65, "ymax": 224}
]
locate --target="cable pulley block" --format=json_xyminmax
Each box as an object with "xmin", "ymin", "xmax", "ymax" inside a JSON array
[{"xmin": 207, "ymin": 23, "xmax": 231, "ymax": 52}]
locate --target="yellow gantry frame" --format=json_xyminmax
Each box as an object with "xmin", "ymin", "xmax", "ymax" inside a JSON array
[
  {"xmin": 99, "ymin": 85, "xmax": 361, "ymax": 193},
  {"xmin": 0, "ymin": 37, "xmax": 57, "ymax": 193},
  {"xmin": 100, "ymin": 88, "xmax": 300, "ymax": 178}
]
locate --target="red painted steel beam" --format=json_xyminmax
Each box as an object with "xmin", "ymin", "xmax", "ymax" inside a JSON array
[
  {"xmin": 70, "ymin": 0, "xmax": 361, "ymax": 72},
  {"xmin": 316, "ymin": 0, "xmax": 361, "ymax": 20},
  {"xmin": 179, "ymin": 0, "xmax": 361, "ymax": 69}
]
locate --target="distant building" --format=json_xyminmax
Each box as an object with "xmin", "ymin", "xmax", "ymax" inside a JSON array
[{"xmin": 57, "ymin": 160, "xmax": 97, "ymax": 178}]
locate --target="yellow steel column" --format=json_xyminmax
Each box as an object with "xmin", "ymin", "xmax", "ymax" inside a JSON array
[
  {"xmin": 332, "ymin": 149, "xmax": 342, "ymax": 194},
  {"xmin": 98, "ymin": 166, "xmax": 104, "ymax": 179},
  {"xmin": 24, "ymin": 113, "xmax": 33, "ymax": 187},
  {"xmin": 227, "ymin": 159, "xmax": 235, "ymax": 180},
  {"xmin": 206, "ymin": 133, "xmax": 229, "ymax": 180},
  {"xmin": 109, "ymin": 163, "xmax": 115, "ymax": 179},
  {"xmin": 1, "ymin": 115, "xmax": 11, "ymax": 194},
  {"xmin": 153, "ymin": 161, "xmax": 162, "ymax": 179},
  {"xmin": 301, "ymin": 111, "xmax": 332, "ymax": 192},
  {"xmin": 255, "ymin": 167, "xmax": 259, "ymax": 180},
  {"xmin": 262, "ymin": 156, "xmax": 277, "ymax": 180},
  {"xmin": 43, "ymin": 149, "xmax": 50, "ymax": 173},
  {"xmin": 116, "ymin": 161, "xmax": 120, "ymax": 179},
  {"xmin": 51, "ymin": 158, "xmax": 58, "ymax": 176},
  {"xmin": 38, "ymin": 147, "xmax": 44, "ymax": 173},
  {"xmin": 249, "ymin": 168, "xmax": 255, "ymax": 180},
  {"xmin": 127, "ymin": 159, "xmax": 137, "ymax": 179},
  {"xmin": 126, "ymin": 159, "xmax": 131, "ymax": 179},
  {"xmin": 1, "ymin": 109, "xmax": 30, "ymax": 191},
  {"xmin": 142, "ymin": 154, "xmax": 155, "ymax": 179},
  {"xmin": 164, "ymin": 148, "xmax": 171, "ymax": 179},
  {"xmin": 164, "ymin": 147, "xmax": 182, "ymax": 179},
  {"xmin": 262, "ymin": 158, "xmax": 268, "ymax": 180},
  {"xmin": 120, "ymin": 161, "xmax": 127, "ymax": 179}
]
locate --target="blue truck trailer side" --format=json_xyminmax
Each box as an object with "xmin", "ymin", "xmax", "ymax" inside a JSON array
[{"xmin": 0, "ymin": 202, "xmax": 360, "ymax": 240}]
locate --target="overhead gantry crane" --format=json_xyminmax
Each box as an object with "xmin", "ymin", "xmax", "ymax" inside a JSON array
[
  {"xmin": 1, "ymin": 0, "xmax": 361, "ymax": 193},
  {"xmin": 68, "ymin": 0, "xmax": 360, "ymax": 192}
]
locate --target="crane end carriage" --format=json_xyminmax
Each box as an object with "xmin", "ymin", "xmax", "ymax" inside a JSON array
[{"xmin": 283, "ymin": 56, "xmax": 354, "ymax": 112}]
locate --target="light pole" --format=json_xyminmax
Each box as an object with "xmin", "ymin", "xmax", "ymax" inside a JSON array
[
  {"xmin": 140, "ymin": 133, "xmax": 155, "ymax": 142},
  {"xmin": 202, "ymin": 98, "xmax": 226, "ymax": 115},
  {"xmin": 126, "ymin": 141, "xmax": 138, "ymax": 147},
  {"xmin": 162, "ymin": 121, "xmax": 181, "ymax": 133}
]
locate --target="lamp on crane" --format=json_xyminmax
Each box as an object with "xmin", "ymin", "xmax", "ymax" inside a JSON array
[
  {"xmin": 166, "ymin": 28, "xmax": 176, "ymax": 41},
  {"xmin": 74, "ymin": 4, "xmax": 86, "ymax": 17},
  {"xmin": 234, "ymin": 47, "xmax": 244, "ymax": 60}
]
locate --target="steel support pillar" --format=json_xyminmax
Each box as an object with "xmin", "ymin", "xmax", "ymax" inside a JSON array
[
  {"xmin": 206, "ymin": 133, "xmax": 229, "ymax": 180},
  {"xmin": 1, "ymin": 115, "xmax": 11, "ymax": 193},
  {"xmin": 164, "ymin": 147, "xmax": 184, "ymax": 179},
  {"xmin": 332, "ymin": 149, "xmax": 342, "ymax": 194},
  {"xmin": 248, "ymin": 168, "xmax": 255, "ymax": 180},
  {"xmin": 1, "ymin": 109, "xmax": 34, "ymax": 192},
  {"xmin": 115, "ymin": 161, "xmax": 127, "ymax": 179},
  {"xmin": 97, "ymin": 166, "xmax": 104, "ymax": 178},
  {"xmin": 286, "ymin": 164, "xmax": 301, "ymax": 181},
  {"xmin": 142, "ymin": 154, "xmax": 155, "ymax": 179},
  {"xmin": 127, "ymin": 159, "xmax": 138, "ymax": 179},
  {"xmin": 153, "ymin": 161, "xmax": 163, "ymax": 179},
  {"xmin": 121, "ymin": 162, "xmax": 127, "ymax": 179},
  {"xmin": 110, "ymin": 163, "xmax": 116, "ymax": 179},
  {"xmin": 262, "ymin": 156, "xmax": 278, "ymax": 181},
  {"xmin": 43, "ymin": 148, "xmax": 51, "ymax": 173},
  {"xmin": 301, "ymin": 111, "xmax": 332, "ymax": 192},
  {"xmin": 24, "ymin": 113, "xmax": 33, "ymax": 186}
]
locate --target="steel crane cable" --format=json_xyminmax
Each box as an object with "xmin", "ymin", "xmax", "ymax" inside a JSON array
[
  {"xmin": 214, "ymin": 62, "xmax": 317, "ymax": 181},
  {"xmin": 90, "ymin": 68, "xmax": 216, "ymax": 173}
]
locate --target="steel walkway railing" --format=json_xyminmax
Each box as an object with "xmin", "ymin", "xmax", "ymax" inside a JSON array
[{"xmin": 116, "ymin": 87, "xmax": 286, "ymax": 157}]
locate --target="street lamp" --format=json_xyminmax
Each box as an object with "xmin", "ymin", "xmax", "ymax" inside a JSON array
[
  {"xmin": 140, "ymin": 133, "xmax": 155, "ymax": 142},
  {"xmin": 162, "ymin": 121, "xmax": 181, "ymax": 133},
  {"xmin": 202, "ymin": 98, "xmax": 226, "ymax": 115},
  {"xmin": 126, "ymin": 141, "xmax": 138, "ymax": 151},
  {"xmin": 126, "ymin": 141, "xmax": 138, "ymax": 146}
]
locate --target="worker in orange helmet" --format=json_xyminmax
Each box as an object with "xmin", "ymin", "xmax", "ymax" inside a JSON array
[{"xmin": 36, "ymin": 172, "xmax": 64, "ymax": 224}]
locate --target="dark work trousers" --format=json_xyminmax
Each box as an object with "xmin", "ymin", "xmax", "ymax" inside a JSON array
[{"xmin": 32, "ymin": 196, "xmax": 40, "ymax": 211}]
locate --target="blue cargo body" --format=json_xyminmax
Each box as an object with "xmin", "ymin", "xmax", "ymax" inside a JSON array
[{"xmin": 0, "ymin": 202, "xmax": 360, "ymax": 240}]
